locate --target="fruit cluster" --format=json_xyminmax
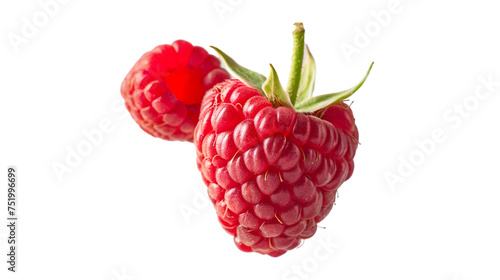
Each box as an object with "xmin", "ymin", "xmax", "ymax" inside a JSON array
[{"xmin": 121, "ymin": 23, "xmax": 372, "ymax": 257}]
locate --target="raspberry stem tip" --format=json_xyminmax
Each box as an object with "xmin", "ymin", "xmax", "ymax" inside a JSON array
[{"xmin": 286, "ymin": 22, "xmax": 306, "ymax": 105}]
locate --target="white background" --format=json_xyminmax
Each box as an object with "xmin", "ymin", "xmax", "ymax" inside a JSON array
[{"xmin": 1, "ymin": 0, "xmax": 500, "ymax": 280}]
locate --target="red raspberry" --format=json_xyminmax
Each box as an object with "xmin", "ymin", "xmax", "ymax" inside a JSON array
[
  {"xmin": 121, "ymin": 40, "xmax": 230, "ymax": 142},
  {"xmin": 194, "ymin": 23, "xmax": 373, "ymax": 256},
  {"xmin": 195, "ymin": 80, "xmax": 360, "ymax": 257}
]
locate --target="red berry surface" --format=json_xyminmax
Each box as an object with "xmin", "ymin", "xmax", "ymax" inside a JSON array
[
  {"xmin": 121, "ymin": 40, "xmax": 230, "ymax": 142},
  {"xmin": 194, "ymin": 80, "xmax": 359, "ymax": 257}
]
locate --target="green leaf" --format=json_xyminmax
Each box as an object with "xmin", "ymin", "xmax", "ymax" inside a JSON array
[
  {"xmin": 295, "ymin": 45, "xmax": 316, "ymax": 104},
  {"xmin": 262, "ymin": 64, "xmax": 293, "ymax": 108},
  {"xmin": 211, "ymin": 46, "xmax": 266, "ymax": 95},
  {"xmin": 295, "ymin": 62, "xmax": 374, "ymax": 113}
]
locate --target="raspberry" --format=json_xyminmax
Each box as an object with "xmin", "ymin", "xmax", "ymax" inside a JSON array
[
  {"xmin": 196, "ymin": 80, "xmax": 362, "ymax": 256},
  {"xmin": 121, "ymin": 40, "xmax": 230, "ymax": 142},
  {"xmin": 194, "ymin": 23, "xmax": 373, "ymax": 256}
]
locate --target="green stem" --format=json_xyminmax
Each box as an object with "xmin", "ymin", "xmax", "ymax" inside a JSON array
[{"xmin": 286, "ymin": 22, "xmax": 305, "ymax": 105}]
